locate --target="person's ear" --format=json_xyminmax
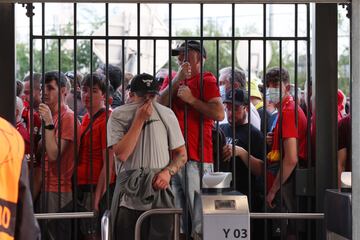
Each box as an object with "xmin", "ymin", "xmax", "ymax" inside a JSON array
[
  {"xmin": 61, "ymin": 86, "xmax": 67, "ymax": 95},
  {"xmin": 285, "ymin": 83, "xmax": 291, "ymax": 92}
]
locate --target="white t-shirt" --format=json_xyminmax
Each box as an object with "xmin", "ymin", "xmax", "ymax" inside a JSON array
[{"xmin": 107, "ymin": 101, "xmax": 185, "ymax": 210}]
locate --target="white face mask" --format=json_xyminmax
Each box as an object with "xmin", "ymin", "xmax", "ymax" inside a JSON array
[
  {"xmin": 266, "ymin": 88, "xmax": 282, "ymax": 104},
  {"xmin": 219, "ymin": 85, "xmax": 226, "ymax": 100}
]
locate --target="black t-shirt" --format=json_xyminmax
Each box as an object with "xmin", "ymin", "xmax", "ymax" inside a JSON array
[{"xmin": 220, "ymin": 123, "xmax": 265, "ymax": 208}]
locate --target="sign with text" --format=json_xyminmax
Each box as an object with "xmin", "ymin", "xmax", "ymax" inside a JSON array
[{"xmin": 201, "ymin": 194, "xmax": 250, "ymax": 240}]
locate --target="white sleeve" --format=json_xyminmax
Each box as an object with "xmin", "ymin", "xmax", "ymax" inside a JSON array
[
  {"xmin": 166, "ymin": 111, "xmax": 185, "ymax": 150},
  {"xmin": 250, "ymin": 103, "xmax": 261, "ymax": 130},
  {"xmin": 107, "ymin": 111, "xmax": 126, "ymax": 148}
]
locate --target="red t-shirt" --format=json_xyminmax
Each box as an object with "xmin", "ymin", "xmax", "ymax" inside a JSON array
[
  {"xmin": 267, "ymin": 96, "xmax": 308, "ymax": 190},
  {"xmin": 161, "ymin": 72, "xmax": 220, "ymax": 163},
  {"xmin": 268, "ymin": 95, "xmax": 308, "ymax": 163},
  {"xmin": 45, "ymin": 104, "xmax": 80, "ymax": 192},
  {"xmin": 78, "ymin": 109, "xmax": 115, "ymax": 185}
]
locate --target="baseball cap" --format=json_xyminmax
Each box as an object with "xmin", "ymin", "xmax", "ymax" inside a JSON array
[
  {"xmin": 223, "ymin": 89, "xmax": 249, "ymax": 106},
  {"xmin": 171, "ymin": 40, "xmax": 207, "ymax": 58},
  {"xmin": 130, "ymin": 73, "xmax": 159, "ymax": 96}
]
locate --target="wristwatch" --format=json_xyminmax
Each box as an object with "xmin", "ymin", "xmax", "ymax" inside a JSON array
[
  {"xmin": 44, "ymin": 124, "xmax": 55, "ymax": 130},
  {"xmin": 165, "ymin": 166, "xmax": 176, "ymax": 176}
]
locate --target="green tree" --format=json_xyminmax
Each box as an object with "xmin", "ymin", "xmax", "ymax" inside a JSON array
[
  {"xmin": 265, "ymin": 41, "xmax": 307, "ymax": 89},
  {"xmin": 167, "ymin": 20, "xmax": 233, "ymax": 75},
  {"xmin": 16, "ymin": 18, "xmax": 102, "ymax": 81},
  {"xmin": 338, "ymin": 47, "xmax": 350, "ymax": 96}
]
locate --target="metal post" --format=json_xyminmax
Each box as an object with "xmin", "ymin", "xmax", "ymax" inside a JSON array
[
  {"xmin": 352, "ymin": 0, "xmax": 360, "ymax": 238},
  {"xmin": 0, "ymin": 3, "xmax": 15, "ymax": 124},
  {"xmin": 314, "ymin": 3, "xmax": 338, "ymax": 239}
]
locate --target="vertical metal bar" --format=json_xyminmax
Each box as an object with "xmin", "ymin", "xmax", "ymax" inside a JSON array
[
  {"xmin": 105, "ymin": 1, "xmax": 110, "ymax": 210},
  {"xmin": 262, "ymin": 4, "xmax": 268, "ymax": 240},
  {"xmin": 56, "ymin": 37, "xmax": 62, "ymax": 240},
  {"xmin": 174, "ymin": 213, "xmax": 180, "ymax": 240},
  {"xmin": 89, "ymin": 39, "xmax": 94, "ymax": 210},
  {"xmin": 315, "ymin": 4, "xmax": 338, "ymax": 239},
  {"xmin": 57, "ymin": 38, "xmax": 62, "ymax": 213},
  {"xmin": 0, "ymin": 3, "xmax": 14, "ymax": 124},
  {"xmin": 294, "ymin": 4, "xmax": 300, "ymax": 240},
  {"xmin": 168, "ymin": 3, "xmax": 172, "ymax": 108},
  {"xmin": 279, "ymin": 39, "xmax": 284, "ymax": 240},
  {"xmin": 215, "ymin": 40, "xmax": 220, "ymax": 172},
  {"xmin": 231, "ymin": 2, "xmax": 236, "ymax": 191},
  {"xmin": 306, "ymin": 4, "xmax": 312, "ymax": 169},
  {"xmin": 122, "ymin": 39, "xmax": 125, "ymax": 104},
  {"xmin": 247, "ymin": 40, "xmax": 252, "ymax": 210},
  {"xmin": 28, "ymin": 3, "xmax": 35, "ymax": 196},
  {"xmin": 0, "ymin": 3, "xmax": 15, "ymax": 123},
  {"xmin": 137, "ymin": 3, "xmax": 140, "ymax": 74},
  {"xmin": 183, "ymin": 39, "xmax": 190, "ymax": 240},
  {"xmin": 41, "ymin": 3, "xmax": 46, "ymax": 216},
  {"xmin": 153, "ymin": 39, "xmax": 156, "ymax": 79},
  {"xmin": 306, "ymin": 4, "xmax": 313, "ymax": 238},
  {"xmin": 199, "ymin": 3, "xmax": 204, "ymax": 189},
  {"xmin": 352, "ymin": 0, "xmax": 360, "ymax": 239},
  {"xmin": 294, "ymin": 5, "xmax": 299, "ymax": 129},
  {"xmin": 72, "ymin": 3, "xmax": 79, "ymax": 239}
]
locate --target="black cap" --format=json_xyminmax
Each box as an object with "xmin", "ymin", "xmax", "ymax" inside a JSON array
[
  {"xmin": 223, "ymin": 89, "xmax": 249, "ymax": 106},
  {"xmin": 171, "ymin": 40, "xmax": 207, "ymax": 58},
  {"xmin": 130, "ymin": 73, "xmax": 159, "ymax": 96}
]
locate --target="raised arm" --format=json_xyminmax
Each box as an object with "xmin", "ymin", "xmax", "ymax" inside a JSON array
[
  {"xmin": 112, "ymin": 101, "xmax": 153, "ymax": 162},
  {"xmin": 158, "ymin": 63, "xmax": 191, "ymax": 106}
]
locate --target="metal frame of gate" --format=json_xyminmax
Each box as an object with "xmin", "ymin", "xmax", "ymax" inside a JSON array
[{"xmin": 0, "ymin": 1, "xmax": 356, "ymax": 239}]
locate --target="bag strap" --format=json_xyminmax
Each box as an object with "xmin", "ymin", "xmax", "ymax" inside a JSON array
[{"xmin": 80, "ymin": 108, "xmax": 106, "ymax": 143}]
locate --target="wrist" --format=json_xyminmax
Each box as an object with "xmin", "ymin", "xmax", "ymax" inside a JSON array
[
  {"xmin": 188, "ymin": 96, "xmax": 197, "ymax": 105},
  {"xmin": 164, "ymin": 166, "xmax": 176, "ymax": 176},
  {"xmin": 44, "ymin": 123, "xmax": 55, "ymax": 130}
]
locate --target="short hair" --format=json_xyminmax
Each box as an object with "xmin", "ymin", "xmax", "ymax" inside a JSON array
[
  {"xmin": 219, "ymin": 67, "xmax": 247, "ymax": 89},
  {"xmin": 98, "ymin": 64, "xmax": 122, "ymax": 90},
  {"xmin": 81, "ymin": 72, "xmax": 108, "ymax": 94},
  {"xmin": 65, "ymin": 71, "xmax": 83, "ymax": 89},
  {"xmin": 23, "ymin": 73, "xmax": 42, "ymax": 87},
  {"xmin": 16, "ymin": 80, "xmax": 24, "ymax": 97},
  {"xmin": 265, "ymin": 67, "xmax": 290, "ymax": 85},
  {"xmin": 44, "ymin": 71, "xmax": 68, "ymax": 88}
]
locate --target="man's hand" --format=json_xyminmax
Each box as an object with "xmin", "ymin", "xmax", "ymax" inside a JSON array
[
  {"xmin": 176, "ymin": 62, "xmax": 191, "ymax": 81},
  {"xmin": 266, "ymin": 189, "xmax": 277, "ymax": 209},
  {"xmin": 266, "ymin": 132, "xmax": 274, "ymax": 146},
  {"xmin": 135, "ymin": 100, "xmax": 153, "ymax": 122},
  {"xmin": 152, "ymin": 169, "xmax": 171, "ymax": 190},
  {"xmin": 223, "ymin": 144, "xmax": 238, "ymax": 162},
  {"xmin": 38, "ymin": 103, "xmax": 53, "ymax": 125},
  {"xmin": 177, "ymin": 85, "xmax": 195, "ymax": 104}
]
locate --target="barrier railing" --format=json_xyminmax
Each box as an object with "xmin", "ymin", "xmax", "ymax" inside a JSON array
[
  {"xmin": 133, "ymin": 208, "xmax": 324, "ymax": 240},
  {"xmin": 134, "ymin": 208, "xmax": 182, "ymax": 240}
]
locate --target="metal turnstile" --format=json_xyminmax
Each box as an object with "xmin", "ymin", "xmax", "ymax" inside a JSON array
[
  {"xmin": 325, "ymin": 189, "xmax": 352, "ymax": 240},
  {"xmin": 200, "ymin": 193, "xmax": 250, "ymax": 240}
]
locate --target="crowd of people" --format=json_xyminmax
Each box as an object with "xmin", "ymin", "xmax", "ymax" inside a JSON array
[{"xmin": 12, "ymin": 40, "xmax": 351, "ymax": 240}]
